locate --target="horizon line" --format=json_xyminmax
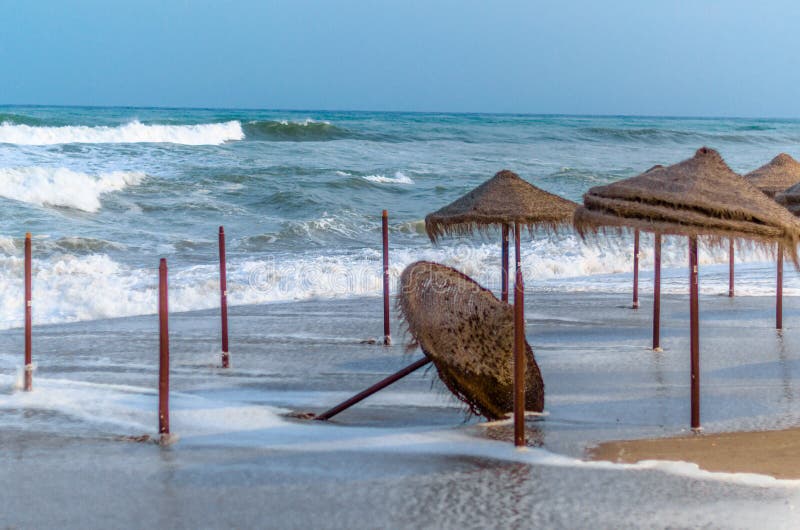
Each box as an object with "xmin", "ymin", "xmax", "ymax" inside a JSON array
[{"xmin": 1, "ymin": 102, "xmax": 799, "ymax": 122}]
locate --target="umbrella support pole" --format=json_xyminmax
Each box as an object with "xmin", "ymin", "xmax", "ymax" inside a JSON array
[
  {"xmin": 24, "ymin": 233, "xmax": 32, "ymax": 392},
  {"xmin": 218, "ymin": 226, "xmax": 229, "ymax": 368},
  {"xmin": 632, "ymin": 230, "xmax": 640, "ymax": 309},
  {"xmin": 159, "ymin": 259, "xmax": 171, "ymax": 440},
  {"xmin": 689, "ymin": 237, "xmax": 700, "ymax": 430},
  {"xmin": 382, "ymin": 210, "xmax": 391, "ymax": 345},
  {"xmin": 653, "ymin": 233, "xmax": 661, "ymax": 351},
  {"xmin": 777, "ymin": 243, "xmax": 783, "ymax": 330},
  {"xmin": 513, "ymin": 222, "xmax": 526, "ymax": 447},
  {"xmin": 314, "ymin": 357, "xmax": 431, "ymax": 421},
  {"xmin": 501, "ymin": 224, "xmax": 509, "ymax": 303},
  {"xmin": 728, "ymin": 239, "xmax": 734, "ymax": 298}
]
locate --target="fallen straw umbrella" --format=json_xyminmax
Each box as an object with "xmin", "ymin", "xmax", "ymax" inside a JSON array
[
  {"xmin": 425, "ymin": 169, "xmax": 576, "ymax": 446},
  {"xmin": 744, "ymin": 153, "xmax": 800, "ymax": 329},
  {"xmin": 315, "ymin": 170, "xmax": 575, "ymax": 432},
  {"xmin": 574, "ymin": 146, "xmax": 800, "ymax": 430},
  {"xmin": 398, "ymin": 261, "xmax": 544, "ymax": 419}
]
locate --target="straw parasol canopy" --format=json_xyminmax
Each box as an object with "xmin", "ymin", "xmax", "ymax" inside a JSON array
[
  {"xmin": 574, "ymin": 147, "xmax": 800, "ymax": 263},
  {"xmin": 745, "ymin": 153, "xmax": 800, "ymax": 198},
  {"xmin": 425, "ymin": 170, "xmax": 577, "ymax": 241},
  {"xmin": 398, "ymin": 260, "xmax": 544, "ymax": 420},
  {"xmin": 776, "ymin": 182, "xmax": 800, "ymax": 216}
]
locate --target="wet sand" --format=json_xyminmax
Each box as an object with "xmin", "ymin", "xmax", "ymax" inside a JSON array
[
  {"xmin": 3, "ymin": 286, "xmax": 800, "ymax": 528},
  {"xmin": 590, "ymin": 427, "xmax": 800, "ymax": 480}
]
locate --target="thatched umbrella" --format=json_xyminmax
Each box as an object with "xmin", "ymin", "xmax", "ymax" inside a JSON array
[
  {"xmin": 745, "ymin": 153, "xmax": 800, "ymax": 198},
  {"xmin": 425, "ymin": 169, "xmax": 576, "ymax": 445},
  {"xmin": 574, "ymin": 147, "xmax": 800, "ymax": 429},
  {"xmin": 398, "ymin": 261, "xmax": 544, "ymax": 419},
  {"xmin": 745, "ymin": 154, "xmax": 800, "ymax": 328},
  {"xmin": 426, "ymin": 169, "xmax": 577, "ymax": 298}
]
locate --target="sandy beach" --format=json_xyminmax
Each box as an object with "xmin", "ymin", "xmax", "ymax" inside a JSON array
[{"xmin": 590, "ymin": 427, "xmax": 800, "ymax": 479}]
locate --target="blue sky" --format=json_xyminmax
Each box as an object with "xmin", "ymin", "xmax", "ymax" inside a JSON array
[{"xmin": 2, "ymin": 0, "xmax": 800, "ymax": 116}]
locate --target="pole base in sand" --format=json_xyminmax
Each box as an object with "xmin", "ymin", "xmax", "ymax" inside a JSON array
[
  {"xmin": 383, "ymin": 335, "xmax": 392, "ymax": 346},
  {"xmin": 221, "ymin": 351, "xmax": 229, "ymax": 369},
  {"xmin": 652, "ymin": 347, "xmax": 663, "ymax": 353},
  {"xmin": 23, "ymin": 363, "xmax": 33, "ymax": 392},
  {"xmin": 159, "ymin": 433, "xmax": 179, "ymax": 446}
]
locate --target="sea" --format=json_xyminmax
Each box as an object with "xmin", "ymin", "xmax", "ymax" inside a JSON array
[
  {"xmin": 0, "ymin": 106, "xmax": 797, "ymax": 329},
  {"xmin": 3, "ymin": 107, "xmax": 800, "ymax": 528}
]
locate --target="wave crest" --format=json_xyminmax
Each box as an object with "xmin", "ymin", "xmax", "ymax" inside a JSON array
[
  {"xmin": 0, "ymin": 120, "xmax": 244, "ymax": 145},
  {"xmin": 0, "ymin": 167, "xmax": 145, "ymax": 212},
  {"xmin": 243, "ymin": 119, "xmax": 351, "ymax": 141}
]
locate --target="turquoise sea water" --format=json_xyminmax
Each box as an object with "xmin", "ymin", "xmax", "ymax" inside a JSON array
[{"xmin": 0, "ymin": 106, "xmax": 798, "ymax": 327}]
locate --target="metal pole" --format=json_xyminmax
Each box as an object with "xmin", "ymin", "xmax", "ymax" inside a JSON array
[
  {"xmin": 159, "ymin": 258, "xmax": 170, "ymax": 437},
  {"xmin": 777, "ymin": 243, "xmax": 783, "ymax": 330},
  {"xmin": 653, "ymin": 233, "xmax": 661, "ymax": 351},
  {"xmin": 24, "ymin": 233, "xmax": 32, "ymax": 392},
  {"xmin": 314, "ymin": 357, "xmax": 431, "ymax": 421},
  {"xmin": 689, "ymin": 237, "xmax": 700, "ymax": 430},
  {"xmin": 632, "ymin": 229, "xmax": 640, "ymax": 309},
  {"xmin": 382, "ymin": 210, "xmax": 391, "ymax": 345},
  {"xmin": 501, "ymin": 224, "xmax": 509, "ymax": 302},
  {"xmin": 218, "ymin": 226, "xmax": 230, "ymax": 368},
  {"xmin": 513, "ymin": 222, "xmax": 525, "ymax": 447},
  {"xmin": 728, "ymin": 239, "xmax": 734, "ymax": 298}
]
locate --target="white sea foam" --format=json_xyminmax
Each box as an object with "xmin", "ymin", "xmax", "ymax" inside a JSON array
[
  {"xmin": 0, "ymin": 120, "xmax": 244, "ymax": 145},
  {"xmin": 362, "ymin": 171, "xmax": 414, "ymax": 184},
  {"xmin": 0, "ymin": 167, "xmax": 144, "ymax": 212},
  {"xmin": 0, "ymin": 231, "xmax": 791, "ymax": 331},
  {"xmin": 275, "ymin": 118, "xmax": 330, "ymax": 126}
]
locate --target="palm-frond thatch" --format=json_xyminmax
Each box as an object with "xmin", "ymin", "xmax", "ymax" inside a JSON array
[
  {"xmin": 425, "ymin": 170, "xmax": 577, "ymax": 242},
  {"xmin": 745, "ymin": 153, "xmax": 800, "ymax": 198},
  {"xmin": 573, "ymin": 147, "xmax": 800, "ymax": 264},
  {"xmin": 398, "ymin": 260, "xmax": 544, "ymax": 419}
]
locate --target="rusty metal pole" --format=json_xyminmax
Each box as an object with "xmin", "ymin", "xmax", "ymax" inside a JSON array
[
  {"xmin": 24, "ymin": 233, "xmax": 32, "ymax": 392},
  {"xmin": 689, "ymin": 237, "xmax": 700, "ymax": 430},
  {"xmin": 777, "ymin": 243, "xmax": 783, "ymax": 330},
  {"xmin": 728, "ymin": 239, "xmax": 734, "ymax": 298},
  {"xmin": 159, "ymin": 258, "xmax": 170, "ymax": 437},
  {"xmin": 315, "ymin": 357, "xmax": 431, "ymax": 421},
  {"xmin": 382, "ymin": 210, "xmax": 391, "ymax": 345},
  {"xmin": 218, "ymin": 226, "xmax": 230, "ymax": 368},
  {"xmin": 501, "ymin": 224, "xmax": 509, "ymax": 302},
  {"xmin": 653, "ymin": 233, "xmax": 662, "ymax": 351},
  {"xmin": 513, "ymin": 223, "xmax": 525, "ymax": 447},
  {"xmin": 632, "ymin": 230, "xmax": 640, "ymax": 309}
]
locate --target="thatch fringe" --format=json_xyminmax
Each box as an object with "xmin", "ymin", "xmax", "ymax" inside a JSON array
[
  {"xmin": 397, "ymin": 260, "xmax": 544, "ymax": 420},
  {"xmin": 425, "ymin": 170, "xmax": 577, "ymax": 243},
  {"xmin": 574, "ymin": 147, "xmax": 800, "ymax": 268}
]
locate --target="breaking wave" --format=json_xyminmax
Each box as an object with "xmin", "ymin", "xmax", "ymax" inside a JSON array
[
  {"xmin": 0, "ymin": 167, "xmax": 145, "ymax": 212},
  {"xmin": 0, "ymin": 120, "xmax": 244, "ymax": 145}
]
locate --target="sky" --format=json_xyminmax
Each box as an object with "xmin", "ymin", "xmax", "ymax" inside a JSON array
[{"xmin": 2, "ymin": 0, "xmax": 800, "ymax": 117}]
